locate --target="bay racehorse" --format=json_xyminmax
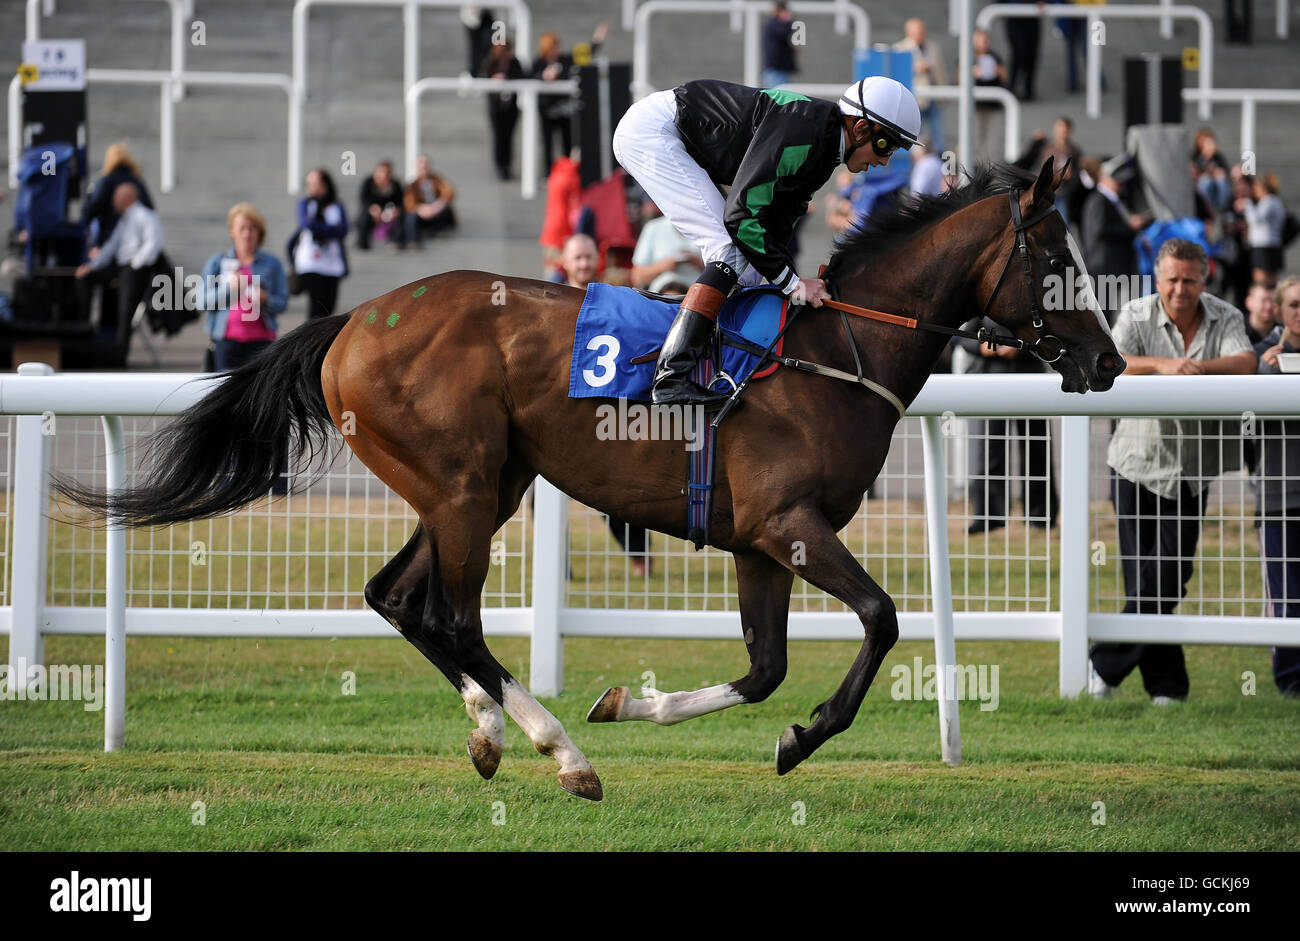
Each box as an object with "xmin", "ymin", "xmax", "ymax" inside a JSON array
[{"xmin": 60, "ymin": 159, "xmax": 1123, "ymax": 800}]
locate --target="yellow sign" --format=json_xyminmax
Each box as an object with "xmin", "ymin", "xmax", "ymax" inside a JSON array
[
  {"xmin": 1182, "ymin": 47, "xmax": 1200, "ymax": 70},
  {"xmin": 17, "ymin": 63, "xmax": 39, "ymax": 86},
  {"xmin": 573, "ymin": 42, "xmax": 592, "ymax": 67}
]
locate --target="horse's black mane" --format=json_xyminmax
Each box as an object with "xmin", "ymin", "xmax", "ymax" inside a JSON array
[{"xmin": 825, "ymin": 162, "xmax": 1037, "ymax": 280}]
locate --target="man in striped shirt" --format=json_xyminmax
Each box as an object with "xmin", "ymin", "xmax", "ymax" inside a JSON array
[{"xmin": 1091, "ymin": 239, "xmax": 1256, "ymax": 704}]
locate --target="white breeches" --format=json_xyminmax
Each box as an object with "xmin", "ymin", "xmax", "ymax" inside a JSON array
[{"xmin": 613, "ymin": 90, "xmax": 764, "ymax": 289}]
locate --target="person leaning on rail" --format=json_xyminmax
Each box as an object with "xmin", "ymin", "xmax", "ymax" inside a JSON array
[
  {"xmin": 1090, "ymin": 238, "xmax": 1257, "ymax": 705},
  {"xmin": 612, "ymin": 75, "xmax": 921, "ymax": 408}
]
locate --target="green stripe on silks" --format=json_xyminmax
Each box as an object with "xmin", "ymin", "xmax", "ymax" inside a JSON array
[
  {"xmin": 761, "ymin": 88, "xmax": 811, "ymax": 106},
  {"xmin": 737, "ymin": 143, "xmax": 813, "ymax": 254}
]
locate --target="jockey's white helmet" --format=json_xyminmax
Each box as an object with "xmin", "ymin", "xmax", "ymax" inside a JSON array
[{"xmin": 838, "ymin": 77, "xmax": 922, "ymax": 149}]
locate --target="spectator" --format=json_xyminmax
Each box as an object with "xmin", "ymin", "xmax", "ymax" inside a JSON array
[
  {"xmin": 1243, "ymin": 281, "xmax": 1278, "ymax": 344},
  {"xmin": 288, "ymin": 168, "xmax": 348, "ymax": 320},
  {"xmin": 201, "ymin": 203, "xmax": 288, "ymax": 372},
  {"xmin": 997, "ymin": 0, "xmax": 1044, "ymax": 101},
  {"xmin": 632, "ymin": 201, "xmax": 703, "ymax": 293},
  {"xmin": 461, "ymin": 5, "xmax": 496, "ymax": 76},
  {"xmin": 957, "ymin": 317, "xmax": 1059, "ymax": 535},
  {"xmin": 1253, "ymin": 275, "xmax": 1300, "ymax": 695},
  {"xmin": 1238, "ymin": 172, "xmax": 1285, "ymax": 288},
  {"xmin": 84, "ymin": 143, "xmax": 155, "ymax": 327},
  {"xmin": 539, "ymin": 149, "xmax": 583, "ymax": 280},
  {"xmin": 86, "ymin": 143, "xmax": 154, "ymax": 250},
  {"xmin": 480, "ymin": 38, "xmax": 524, "ymax": 180},
  {"xmin": 404, "ymin": 154, "xmax": 458, "ymax": 247},
  {"xmin": 562, "ymin": 233, "xmax": 651, "ymax": 575},
  {"xmin": 1219, "ymin": 169, "xmax": 1256, "ymax": 308},
  {"xmin": 1051, "ymin": 1, "xmax": 1087, "ymax": 94},
  {"xmin": 531, "ymin": 23, "xmax": 608, "ymax": 175},
  {"xmin": 1091, "ymin": 239, "xmax": 1256, "ymax": 703},
  {"xmin": 1080, "ymin": 163, "xmax": 1145, "ymax": 323},
  {"xmin": 1191, "ymin": 128, "xmax": 1232, "ymax": 215},
  {"xmin": 909, "ymin": 138, "xmax": 946, "ymax": 197},
  {"xmin": 761, "ymin": 2, "xmax": 799, "ymax": 87},
  {"xmin": 971, "ymin": 28, "xmax": 1009, "ymax": 160},
  {"xmin": 1224, "ymin": 0, "xmax": 1254, "ymax": 44},
  {"xmin": 357, "ymin": 160, "xmax": 406, "ymax": 250},
  {"xmin": 74, "ymin": 182, "xmax": 163, "ymax": 353},
  {"xmin": 824, "ymin": 168, "xmax": 866, "ymax": 238},
  {"xmin": 1016, "ymin": 118, "xmax": 1081, "ymax": 223},
  {"xmin": 893, "ymin": 17, "xmax": 947, "ymax": 153}
]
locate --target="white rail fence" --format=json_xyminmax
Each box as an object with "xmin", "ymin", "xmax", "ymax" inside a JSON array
[
  {"xmin": 631, "ymin": 0, "xmax": 869, "ymax": 100},
  {"xmin": 2, "ymin": 371, "xmax": 1298, "ymax": 762},
  {"xmin": 975, "ymin": 3, "xmax": 1214, "ymax": 121}
]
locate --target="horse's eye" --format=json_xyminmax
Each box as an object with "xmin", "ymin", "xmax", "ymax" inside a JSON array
[{"xmin": 1049, "ymin": 257, "xmax": 1065, "ymax": 272}]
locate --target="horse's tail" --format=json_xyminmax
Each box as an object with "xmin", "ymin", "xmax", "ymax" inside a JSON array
[{"xmin": 55, "ymin": 315, "xmax": 348, "ymax": 527}]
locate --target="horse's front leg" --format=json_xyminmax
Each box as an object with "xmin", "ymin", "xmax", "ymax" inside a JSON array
[
  {"xmin": 588, "ymin": 552, "xmax": 794, "ymax": 724},
  {"xmin": 755, "ymin": 505, "xmax": 900, "ymax": 774}
]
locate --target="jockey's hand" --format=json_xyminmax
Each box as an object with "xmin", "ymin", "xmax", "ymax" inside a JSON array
[{"xmin": 794, "ymin": 277, "xmax": 828, "ymax": 307}]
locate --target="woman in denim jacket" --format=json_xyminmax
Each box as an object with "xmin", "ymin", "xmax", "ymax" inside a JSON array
[{"xmin": 202, "ymin": 203, "xmax": 289, "ymax": 372}]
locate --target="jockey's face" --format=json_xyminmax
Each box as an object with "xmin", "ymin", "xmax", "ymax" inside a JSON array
[{"xmin": 845, "ymin": 119, "xmax": 894, "ymax": 173}]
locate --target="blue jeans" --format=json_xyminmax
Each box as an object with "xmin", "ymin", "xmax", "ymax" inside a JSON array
[
  {"xmin": 1261, "ymin": 520, "xmax": 1300, "ymax": 693},
  {"xmin": 761, "ymin": 68, "xmax": 791, "ymax": 88},
  {"xmin": 920, "ymin": 102, "xmax": 944, "ymax": 153}
]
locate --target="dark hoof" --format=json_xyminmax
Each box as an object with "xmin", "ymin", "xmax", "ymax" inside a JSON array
[
  {"xmin": 467, "ymin": 729, "xmax": 502, "ymax": 780},
  {"xmin": 586, "ymin": 686, "xmax": 628, "ymax": 723},
  {"xmin": 776, "ymin": 724, "xmax": 807, "ymax": 775},
  {"xmin": 558, "ymin": 768, "xmax": 603, "ymax": 801}
]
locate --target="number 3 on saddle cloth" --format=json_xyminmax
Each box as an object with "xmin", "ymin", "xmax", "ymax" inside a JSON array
[{"xmin": 568, "ymin": 283, "xmax": 792, "ymax": 550}]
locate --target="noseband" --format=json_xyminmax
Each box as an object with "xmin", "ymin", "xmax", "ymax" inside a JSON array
[{"xmin": 976, "ymin": 190, "xmax": 1066, "ymax": 364}]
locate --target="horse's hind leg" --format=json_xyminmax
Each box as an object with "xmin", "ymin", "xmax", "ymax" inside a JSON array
[
  {"xmin": 417, "ymin": 494, "xmax": 602, "ymax": 801},
  {"xmin": 365, "ymin": 524, "xmax": 506, "ymax": 779},
  {"xmin": 588, "ymin": 552, "xmax": 794, "ymax": 725}
]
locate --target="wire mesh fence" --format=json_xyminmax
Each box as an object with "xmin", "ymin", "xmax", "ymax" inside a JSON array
[{"xmin": 0, "ymin": 410, "xmax": 1292, "ymax": 619}]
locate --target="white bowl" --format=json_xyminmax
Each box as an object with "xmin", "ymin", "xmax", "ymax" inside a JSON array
[{"xmin": 1278, "ymin": 353, "xmax": 1300, "ymax": 374}]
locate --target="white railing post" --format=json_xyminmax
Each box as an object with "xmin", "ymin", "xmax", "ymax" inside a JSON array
[
  {"xmin": 1086, "ymin": 11, "xmax": 1101, "ymax": 120},
  {"xmin": 10, "ymin": 363, "xmax": 53, "ymax": 696},
  {"xmin": 1281, "ymin": 0, "xmax": 1291, "ymax": 39},
  {"xmin": 921, "ymin": 415, "xmax": 961, "ymax": 766},
  {"xmin": 102, "ymin": 416, "xmax": 127, "ymax": 751},
  {"xmin": 530, "ymin": 478, "xmax": 567, "ymax": 697},
  {"xmin": 1160, "ymin": 0, "xmax": 1173, "ymax": 38},
  {"xmin": 159, "ymin": 78, "xmax": 175, "ymax": 192},
  {"xmin": 1241, "ymin": 97, "xmax": 1256, "ymax": 162},
  {"xmin": 7, "ymin": 75, "xmax": 21, "ymax": 190},
  {"xmin": 520, "ymin": 84, "xmax": 539, "ymax": 199},
  {"xmin": 287, "ymin": 81, "xmax": 302, "ymax": 195},
  {"xmin": 404, "ymin": 0, "xmax": 419, "ymax": 104},
  {"xmin": 744, "ymin": 8, "xmax": 762, "ymax": 88},
  {"xmin": 1058, "ymin": 416, "xmax": 1091, "ymax": 698},
  {"xmin": 170, "ymin": 0, "xmax": 186, "ymax": 101}
]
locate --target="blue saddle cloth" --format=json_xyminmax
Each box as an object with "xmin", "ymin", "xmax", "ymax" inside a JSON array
[{"xmin": 568, "ymin": 284, "xmax": 788, "ymax": 400}]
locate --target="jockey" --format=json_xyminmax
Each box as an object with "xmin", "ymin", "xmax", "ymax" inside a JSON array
[{"xmin": 613, "ymin": 76, "xmax": 922, "ymax": 407}]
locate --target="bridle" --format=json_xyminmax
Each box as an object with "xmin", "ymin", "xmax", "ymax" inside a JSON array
[
  {"xmin": 974, "ymin": 190, "xmax": 1067, "ymax": 363},
  {"xmin": 819, "ymin": 189, "xmax": 1071, "ymax": 365},
  {"xmin": 710, "ymin": 188, "xmax": 1075, "ymax": 423}
]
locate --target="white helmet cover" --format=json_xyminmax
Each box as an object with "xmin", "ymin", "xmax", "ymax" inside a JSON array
[{"xmin": 839, "ymin": 76, "xmax": 923, "ymax": 148}]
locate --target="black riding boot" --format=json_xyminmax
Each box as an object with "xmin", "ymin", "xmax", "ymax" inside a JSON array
[{"xmin": 651, "ymin": 261, "xmax": 737, "ymax": 408}]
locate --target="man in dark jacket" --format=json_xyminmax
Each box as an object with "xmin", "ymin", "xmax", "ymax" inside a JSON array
[
  {"xmin": 1081, "ymin": 169, "xmax": 1144, "ymax": 323},
  {"xmin": 612, "ymin": 77, "xmax": 921, "ymax": 406}
]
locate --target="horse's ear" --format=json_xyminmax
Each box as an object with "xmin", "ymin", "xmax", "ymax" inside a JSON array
[
  {"xmin": 1052, "ymin": 155, "xmax": 1073, "ymax": 192},
  {"xmin": 1031, "ymin": 156, "xmax": 1056, "ymax": 206}
]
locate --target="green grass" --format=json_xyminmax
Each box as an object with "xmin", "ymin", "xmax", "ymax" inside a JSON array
[{"xmin": 2, "ymin": 634, "xmax": 1296, "ymax": 851}]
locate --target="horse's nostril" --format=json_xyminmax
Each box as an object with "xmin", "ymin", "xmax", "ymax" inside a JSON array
[{"xmin": 1096, "ymin": 352, "xmax": 1125, "ymax": 378}]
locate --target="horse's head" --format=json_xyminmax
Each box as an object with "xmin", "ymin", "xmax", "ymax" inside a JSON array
[{"xmin": 979, "ymin": 158, "xmax": 1126, "ymax": 393}]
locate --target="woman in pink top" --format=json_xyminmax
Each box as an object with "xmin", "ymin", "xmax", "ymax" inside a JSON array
[{"xmin": 202, "ymin": 203, "xmax": 289, "ymax": 372}]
